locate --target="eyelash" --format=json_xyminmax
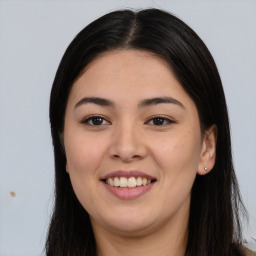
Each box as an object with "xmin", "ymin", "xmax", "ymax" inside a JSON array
[
  {"xmin": 81, "ymin": 115, "xmax": 175, "ymax": 127},
  {"xmin": 146, "ymin": 116, "xmax": 175, "ymax": 126},
  {"xmin": 81, "ymin": 115, "xmax": 111, "ymax": 126}
]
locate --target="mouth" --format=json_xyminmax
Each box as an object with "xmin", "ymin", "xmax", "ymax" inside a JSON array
[
  {"xmin": 100, "ymin": 170, "xmax": 157, "ymax": 199},
  {"xmin": 103, "ymin": 176, "xmax": 156, "ymax": 188}
]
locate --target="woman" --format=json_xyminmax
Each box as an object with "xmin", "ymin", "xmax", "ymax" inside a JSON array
[{"xmin": 46, "ymin": 8, "xmax": 253, "ymax": 256}]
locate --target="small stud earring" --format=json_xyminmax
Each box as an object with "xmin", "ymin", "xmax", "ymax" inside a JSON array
[{"xmin": 204, "ymin": 167, "xmax": 208, "ymax": 171}]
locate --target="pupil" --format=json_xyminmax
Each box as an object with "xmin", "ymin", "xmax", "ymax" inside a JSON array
[
  {"xmin": 92, "ymin": 117, "xmax": 103, "ymax": 125},
  {"xmin": 153, "ymin": 118, "xmax": 164, "ymax": 125}
]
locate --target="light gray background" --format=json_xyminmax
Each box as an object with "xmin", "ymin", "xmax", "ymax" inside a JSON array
[{"xmin": 0, "ymin": 1, "xmax": 255, "ymax": 255}]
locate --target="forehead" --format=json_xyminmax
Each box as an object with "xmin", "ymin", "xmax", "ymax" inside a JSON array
[
  {"xmin": 78, "ymin": 50, "xmax": 173, "ymax": 87},
  {"xmin": 83, "ymin": 49, "xmax": 171, "ymax": 74},
  {"xmin": 67, "ymin": 50, "xmax": 196, "ymax": 112}
]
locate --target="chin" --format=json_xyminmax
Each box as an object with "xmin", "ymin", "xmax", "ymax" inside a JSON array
[
  {"xmin": 105, "ymin": 220, "xmax": 156, "ymax": 237},
  {"xmin": 92, "ymin": 207, "xmax": 161, "ymax": 236}
]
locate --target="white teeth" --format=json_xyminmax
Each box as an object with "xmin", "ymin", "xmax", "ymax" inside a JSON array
[
  {"xmin": 120, "ymin": 177, "xmax": 128, "ymax": 187},
  {"xmin": 128, "ymin": 177, "xmax": 136, "ymax": 188},
  {"xmin": 105, "ymin": 176, "xmax": 153, "ymax": 188},
  {"xmin": 106, "ymin": 178, "xmax": 114, "ymax": 186},
  {"xmin": 136, "ymin": 177, "xmax": 142, "ymax": 186},
  {"xmin": 114, "ymin": 177, "xmax": 120, "ymax": 187}
]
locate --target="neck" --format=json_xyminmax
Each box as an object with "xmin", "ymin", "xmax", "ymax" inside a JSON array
[{"xmin": 92, "ymin": 209, "xmax": 189, "ymax": 256}]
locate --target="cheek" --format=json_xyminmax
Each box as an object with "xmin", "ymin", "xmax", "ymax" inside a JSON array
[
  {"xmin": 153, "ymin": 131, "xmax": 202, "ymax": 213},
  {"xmin": 64, "ymin": 135, "xmax": 104, "ymax": 212},
  {"xmin": 152, "ymin": 129, "xmax": 202, "ymax": 186},
  {"xmin": 157, "ymin": 135, "xmax": 201, "ymax": 168},
  {"xmin": 65, "ymin": 130, "xmax": 105, "ymax": 174}
]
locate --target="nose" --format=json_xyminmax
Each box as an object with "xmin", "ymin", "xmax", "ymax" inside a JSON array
[{"xmin": 109, "ymin": 122, "xmax": 147, "ymax": 163}]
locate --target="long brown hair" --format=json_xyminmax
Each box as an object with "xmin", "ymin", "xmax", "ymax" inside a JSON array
[{"xmin": 47, "ymin": 8, "xmax": 247, "ymax": 256}]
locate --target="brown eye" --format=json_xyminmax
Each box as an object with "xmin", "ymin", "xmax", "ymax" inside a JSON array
[
  {"xmin": 147, "ymin": 116, "xmax": 174, "ymax": 126},
  {"xmin": 82, "ymin": 116, "xmax": 110, "ymax": 126},
  {"xmin": 152, "ymin": 117, "xmax": 165, "ymax": 125}
]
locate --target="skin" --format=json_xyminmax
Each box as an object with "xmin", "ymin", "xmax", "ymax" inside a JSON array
[{"xmin": 63, "ymin": 50, "xmax": 217, "ymax": 256}]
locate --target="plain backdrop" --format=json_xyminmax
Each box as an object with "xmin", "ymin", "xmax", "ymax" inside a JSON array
[{"xmin": 0, "ymin": 1, "xmax": 255, "ymax": 255}]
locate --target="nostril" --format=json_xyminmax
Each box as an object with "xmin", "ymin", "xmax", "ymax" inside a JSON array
[{"xmin": 112, "ymin": 154, "xmax": 142, "ymax": 162}]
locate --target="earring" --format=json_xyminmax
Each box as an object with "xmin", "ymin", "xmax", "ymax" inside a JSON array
[{"xmin": 204, "ymin": 167, "xmax": 208, "ymax": 172}]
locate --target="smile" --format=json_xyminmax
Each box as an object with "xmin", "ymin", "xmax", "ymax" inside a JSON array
[
  {"xmin": 101, "ymin": 170, "xmax": 157, "ymax": 200},
  {"xmin": 105, "ymin": 176, "xmax": 152, "ymax": 188}
]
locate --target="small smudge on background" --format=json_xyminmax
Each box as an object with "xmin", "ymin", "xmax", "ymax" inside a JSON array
[{"xmin": 10, "ymin": 191, "xmax": 16, "ymax": 198}]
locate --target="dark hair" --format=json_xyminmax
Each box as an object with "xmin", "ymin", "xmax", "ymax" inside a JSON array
[{"xmin": 47, "ymin": 8, "xmax": 247, "ymax": 256}]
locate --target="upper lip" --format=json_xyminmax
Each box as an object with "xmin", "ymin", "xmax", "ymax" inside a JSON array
[{"xmin": 100, "ymin": 170, "xmax": 156, "ymax": 181}]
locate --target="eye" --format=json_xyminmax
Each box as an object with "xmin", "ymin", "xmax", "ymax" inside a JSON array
[
  {"xmin": 147, "ymin": 116, "xmax": 174, "ymax": 126},
  {"xmin": 82, "ymin": 115, "xmax": 111, "ymax": 126}
]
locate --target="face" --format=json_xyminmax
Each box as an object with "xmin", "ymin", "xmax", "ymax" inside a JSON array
[{"xmin": 63, "ymin": 50, "xmax": 216, "ymax": 237}]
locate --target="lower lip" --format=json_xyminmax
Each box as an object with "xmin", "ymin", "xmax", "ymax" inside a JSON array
[{"xmin": 102, "ymin": 182, "xmax": 155, "ymax": 200}]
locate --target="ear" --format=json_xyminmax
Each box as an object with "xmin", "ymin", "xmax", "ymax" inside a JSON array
[
  {"xmin": 66, "ymin": 162, "xmax": 69, "ymax": 173},
  {"xmin": 197, "ymin": 125, "xmax": 217, "ymax": 175},
  {"xmin": 59, "ymin": 132, "xmax": 65, "ymax": 152},
  {"xmin": 59, "ymin": 132, "xmax": 69, "ymax": 173}
]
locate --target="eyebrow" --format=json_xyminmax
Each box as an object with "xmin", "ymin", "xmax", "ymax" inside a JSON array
[
  {"xmin": 74, "ymin": 96, "xmax": 184, "ymax": 109},
  {"xmin": 138, "ymin": 97, "xmax": 185, "ymax": 109},
  {"xmin": 75, "ymin": 97, "xmax": 115, "ymax": 109}
]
